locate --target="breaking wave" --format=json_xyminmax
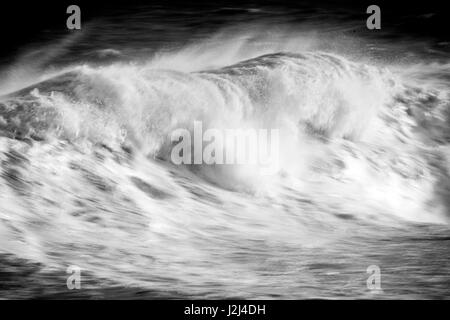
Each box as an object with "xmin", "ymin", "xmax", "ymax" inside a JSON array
[{"xmin": 0, "ymin": 29, "xmax": 449, "ymax": 298}]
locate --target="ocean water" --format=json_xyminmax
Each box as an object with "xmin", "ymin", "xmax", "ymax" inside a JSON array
[{"xmin": 0, "ymin": 2, "xmax": 449, "ymax": 299}]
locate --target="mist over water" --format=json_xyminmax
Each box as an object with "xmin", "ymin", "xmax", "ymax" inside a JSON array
[{"xmin": 0, "ymin": 3, "xmax": 449, "ymax": 299}]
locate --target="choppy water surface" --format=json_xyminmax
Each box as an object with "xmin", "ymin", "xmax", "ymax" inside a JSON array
[{"xmin": 0, "ymin": 3, "xmax": 449, "ymax": 299}]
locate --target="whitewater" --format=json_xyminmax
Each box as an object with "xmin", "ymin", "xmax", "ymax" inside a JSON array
[{"xmin": 0, "ymin": 22, "xmax": 449, "ymax": 298}]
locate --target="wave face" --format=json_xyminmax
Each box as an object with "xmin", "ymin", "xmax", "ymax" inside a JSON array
[{"xmin": 1, "ymin": 16, "xmax": 450, "ymax": 298}]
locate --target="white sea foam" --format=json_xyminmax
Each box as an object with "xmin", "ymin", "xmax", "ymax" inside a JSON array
[{"xmin": 0, "ymin": 28, "xmax": 449, "ymax": 297}]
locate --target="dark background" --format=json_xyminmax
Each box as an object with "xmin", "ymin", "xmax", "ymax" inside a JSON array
[{"xmin": 0, "ymin": 0, "xmax": 448, "ymax": 62}]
